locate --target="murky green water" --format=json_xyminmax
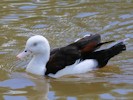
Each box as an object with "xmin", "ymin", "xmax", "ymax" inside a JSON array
[{"xmin": 0, "ymin": 0, "xmax": 133, "ymax": 100}]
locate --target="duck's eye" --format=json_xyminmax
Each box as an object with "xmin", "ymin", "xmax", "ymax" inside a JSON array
[{"xmin": 33, "ymin": 42, "xmax": 37, "ymax": 46}]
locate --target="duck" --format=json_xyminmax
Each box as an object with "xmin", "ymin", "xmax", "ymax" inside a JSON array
[{"xmin": 17, "ymin": 34, "xmax": 126, "ymax": 78}]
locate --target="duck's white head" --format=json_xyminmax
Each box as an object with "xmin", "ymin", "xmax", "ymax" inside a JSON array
[
  {"xmin": 17, "ymin": 35, "xmax": 50, "ymax": 59},
  {"xmin": 17, "ymin": 35, "xmax": 50, "ymax": 75}
]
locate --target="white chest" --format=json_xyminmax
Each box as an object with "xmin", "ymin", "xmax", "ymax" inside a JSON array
[
  {"xmin": 26, "ymin": 64, "xmax": 46, "ymax": 75},
  {"xmin": 26, "ymin": 56, "xmax": 47, "ymax": 75}
]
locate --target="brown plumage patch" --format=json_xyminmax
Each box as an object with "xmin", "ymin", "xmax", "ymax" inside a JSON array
[{"xmin": 81, "ymin": 42, "xmax": 97, "ymax": 53}]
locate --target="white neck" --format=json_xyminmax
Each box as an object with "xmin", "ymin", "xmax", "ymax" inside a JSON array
[{"xmin": 26, "ymin": 50, "xmax": 50, "ymax": 75}]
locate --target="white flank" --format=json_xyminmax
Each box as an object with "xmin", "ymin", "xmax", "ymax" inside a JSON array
[{"xmin": 48, "ymin": 59, "xmax": 98, "ymax": 78}]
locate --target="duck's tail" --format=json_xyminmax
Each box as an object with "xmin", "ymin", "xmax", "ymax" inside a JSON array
[
  {"xmin": 82, "ymin": 42, "xmax": 126, "ymax": 68},
  {"xmin": 97, "ymin": 42, "xmax": 126, "ymax": 67},
  {"xmin": 107, "ymin": 42, "xmax": 126, "ymax": 57}
]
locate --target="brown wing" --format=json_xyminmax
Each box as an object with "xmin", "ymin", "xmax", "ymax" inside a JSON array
[{"xmin": 69, "ymin": 34, "xmax": 101, "ymax": 53}]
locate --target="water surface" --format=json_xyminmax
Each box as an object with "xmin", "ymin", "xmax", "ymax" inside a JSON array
[{"xmin": 0, "ymin": 0, "xmax": 133, "ymax": 100}]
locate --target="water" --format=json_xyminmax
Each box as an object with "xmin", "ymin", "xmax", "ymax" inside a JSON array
[{"xmin": 0, "ymin": 0, "xmax": 133, "ymax": 100}]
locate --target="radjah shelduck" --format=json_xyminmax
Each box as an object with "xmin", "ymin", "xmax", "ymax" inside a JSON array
[{"xmin": 17, "ymin": 34, "xmax": 126, "ymax": 78}]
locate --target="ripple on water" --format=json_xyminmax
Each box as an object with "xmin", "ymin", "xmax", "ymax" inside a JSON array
[
  {"xmin": 125, "ymin": 34, "xmax": 133, "ymax": 38},
  {"xmin": 4, "ymin": 96, "xmax": 27, "ymax": 100},
  {"xmin": 32, "ymin": 24, "xmax": 48, "ymax": 29},
  {"xmin": 112, "ymin": 89, "xmax": 133, "ymax": 95},
  {"xmin": 100, "ymin": 93, "xmax": 115, "ymax": 100},
  {"xmin": 0, "ymin": 78, "xmax": 35, "ymax": 89},
  {"xmin": 119, "ymin": 14, "xmax": 133, "ymax": 19},
  {"xmin": 75, "ymin": 12, "xmax": 99, "ymax": 18},
  {"xmin": 19, "ymin": 5, "xmax": 37, "ymax": 10}
]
